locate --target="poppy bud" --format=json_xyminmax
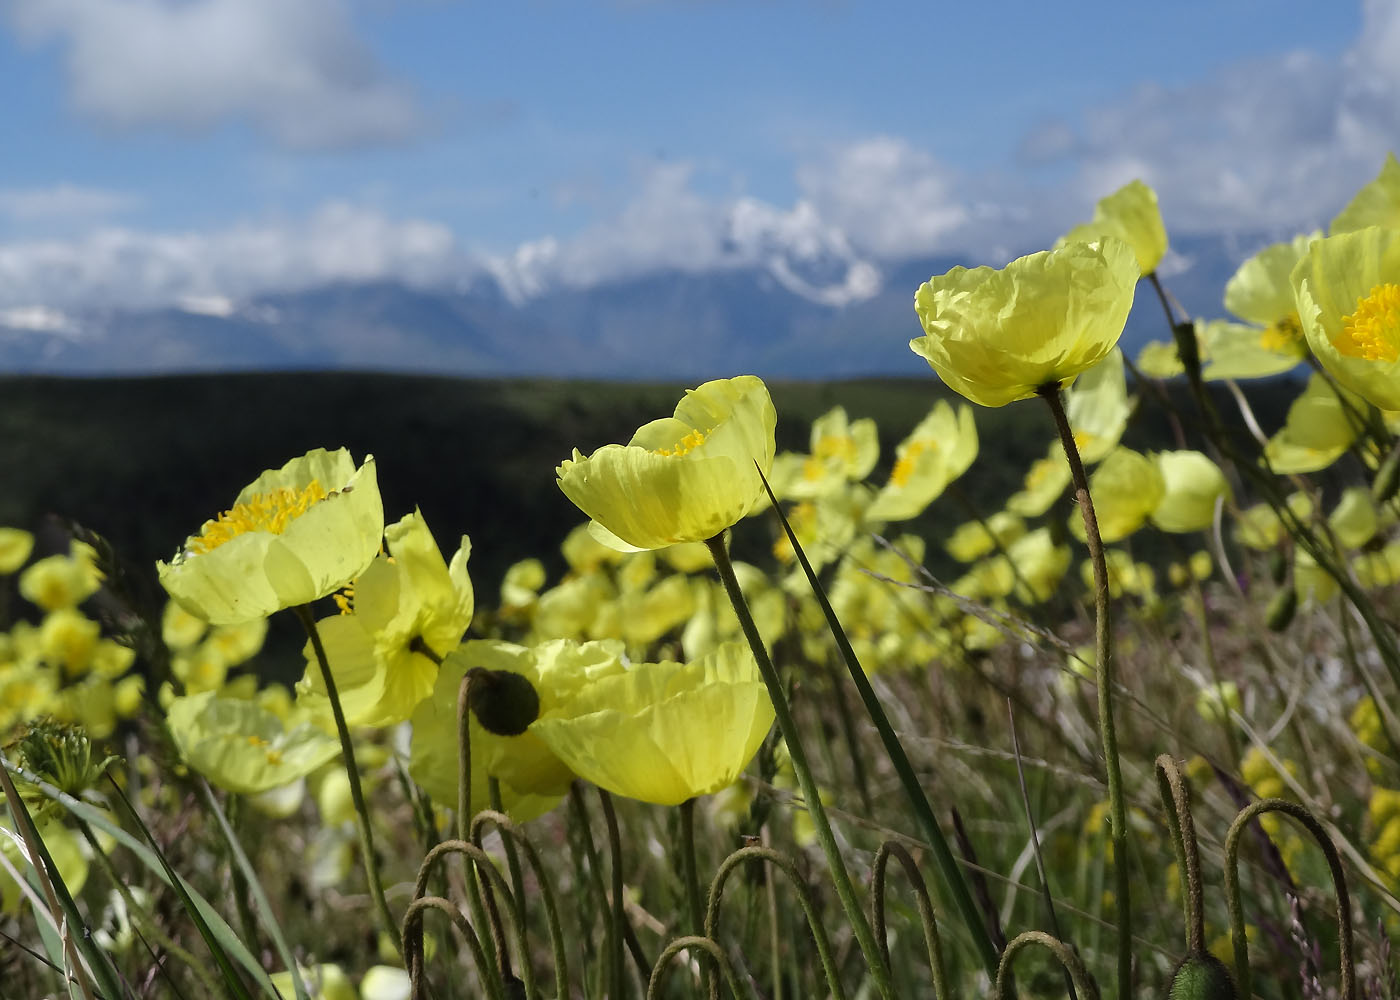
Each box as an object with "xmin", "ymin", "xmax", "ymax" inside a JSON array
[
  {"xmin": 465, "ymin": 667, "xmax": 540, "ymax": 737},
  {"xmin": 1167, "ymin": 953, "xmax": 1237, "ymax": 1000}
]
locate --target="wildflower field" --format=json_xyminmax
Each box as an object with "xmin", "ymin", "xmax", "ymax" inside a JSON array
[{"xmin": 7, "ymin": 161, "xmax": 1400, "ymax": 1000}]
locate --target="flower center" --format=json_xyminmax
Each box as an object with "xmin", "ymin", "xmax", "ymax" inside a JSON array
[
  {"xmin": 814, "ymin": 435, "xmax": 856, "ymax": 462},
  {"xmin": 891, "ymin": 441, "xmax": 934, "ymax": 487},
  {"xmin": 1258, "ymin": 314, "xmax": 1303, "ymax": 353},
  {"xmin": 188, "ymin": 480, "xmax": 328, "ymax": 555},
  {"xmin": 655, "ymin": 429, "xmax": 708, "ymax": 457},
  {"xmin": 1335, "ymin": 284, "xmax": 1400, "ymax": 362}
]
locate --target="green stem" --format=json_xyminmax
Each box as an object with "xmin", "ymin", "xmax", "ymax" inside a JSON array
[
  {"xmin": 678, "ymin": 797, "xmax": 711, "ymax": 997},
  {"xmin": 705, "ymin": 534, "xmax": 894, "ymax": 1000},
  {"xmin": 457, "ymin": 673, "xmax": 507, "ymax": 992},
  {"xmin": 1039, "ymin": 384, "xmax": 1131, "ymax": 999},
  {"xmin": 292, "ymin": 603, "xmax": 401, "ymax": 960},
  {"xmin": 599, "ymin": 788, "xmax": 629, "ymax": 1000}
]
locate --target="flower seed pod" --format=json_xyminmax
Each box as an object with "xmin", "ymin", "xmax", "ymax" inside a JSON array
[
  {"xmin": 465, "ymin": 667, "xmax": 540, "ymax": 737},
  {"xmin": 1167, "ymin": 953, "xmax": 1238, "ymax": 1000},
  {"xmin": 1266, "ymin": 586, "xmax": 1298, "ymax": 632}
]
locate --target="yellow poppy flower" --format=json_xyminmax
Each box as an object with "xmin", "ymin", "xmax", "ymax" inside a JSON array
[
  {"xmin": 1224, "ymin": 232, "xmax": 1318, "ymax": 360},
  {"xmin": 0, "ymin": 528, "xmax": 33, "ymax": 575},
  {"xmin": 1135, "ymin": 338, "xmax": 1186, "ymax": 378},
  {"xmin": 557, "ymin": 376, "xmax": 777, "ymax": 551},
  {"xmin": 407, "ymin": 638, "xmax": 625, "ymax": 818},
  {"xmin": 529, "ymin": 642, "xmax": 773, "ymax": 806},
  {"xmin": 1263, "ymin": 372, "xmax": 1364, "ymax": 473},
  {"xmin": 866, "ymin": 400, "xmax": 978, "ymax": 521},
  {"xmin": 1199, "ymin": 319, "xmax": 1306, "ymax": 381},
  {"xmin": 1149, "ymin": 451, "xmax": 1231, "ymax": 533},
  {"xmin": 945, "ymin": 511, "xmax": 1025, "ymax": 563},
  {"xmin": 158, "ymin": 448, "xmax": 383, "ymax": 625},
  {"xmin": 1332, "ymin": 153, "xmax": 1400, "ymax": 233},
  {"xmin": 1292, "ymin": 226, "xmax": 1400, "ymax": 411},
  {"xmin": 1064, "ymin": 347, "xmax": 1132, "ymax": 462},
  {"xmin": 912, "ymin": 238, "xmax": 1140, "ymax": 407},
  {"xmin": 774, "ymin": 406, "xmax": 880, "ymax": 500},
  {"xmin": 1007, "ymin": 442, "xmax": 1072, "ymax": 517},
  {"xmin": 165, "ymin": 690, "xmax": 340, "ymax": 795},
  {"xmin": 1007, "ymin": 528, "xmax": 1071, "ymax": 603},
  {"xmin": 1058, "ymin": 179, "xmax": 1168, "ymax": 275},
  {"xmin": 297, "ymin": 509, "xmax": 473, "ymax": 728},
  {"xmin": 19, "ymin": 548, "xmax": 101, "ymax": 612},
  {"xmin": 1071, "ymin": 448, "xmax": 1164, "ymax": 543},
  {"xmin": 1329, "ymin": 486, "xmax": 1378, "ymax": 550}
]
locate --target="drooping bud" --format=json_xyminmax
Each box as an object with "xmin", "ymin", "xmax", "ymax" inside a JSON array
[
  {"xmin": 1167, "ymin": 953, "xmax": 1238, "ymax": 1000},
  {"xmin": 465, "ymin": 667, "xmax": 540, "ymax": 737}
]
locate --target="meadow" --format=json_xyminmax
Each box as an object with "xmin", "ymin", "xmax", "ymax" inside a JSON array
[{"xmin": 0, "ymin": 169, "xmax": 1397, "ymax": 1000}]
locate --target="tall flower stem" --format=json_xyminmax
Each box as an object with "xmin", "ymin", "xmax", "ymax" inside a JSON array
[
  {"xmin": 293, "ymin": 604, "xmax": 401, "ymax": 960},
  {"xmin": 1037, "ymin": 385, "xmax": 1131, "ymax": 999},
  {"xmin": 705, "ymin": 534, "xmax": 895, "ymax": 1000}
]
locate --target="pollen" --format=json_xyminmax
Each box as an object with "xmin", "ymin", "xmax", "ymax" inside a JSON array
[
  {"xmin": 655, "ymin": 429, "xmax": 708, "ymax": 458},
  {"xmin": 333, "ymin": 584, "xmax": 355, "ymax": 615},
  {"xmin": 1335, "ymin": 283, "xmax": 1400, "ymax": 362},
  {"xmin": 1258, "ymin": 314, "xmax": 1303, "ymax": 353},
  {"xmin": 188, "ymin": 480, "xmax": 329, "ymax": 555},
  {"xmin": 890, "ymin": 440, "xmax": 934, "ymax": 487}
]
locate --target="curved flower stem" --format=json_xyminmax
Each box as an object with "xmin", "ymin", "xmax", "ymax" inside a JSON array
[
  {"xmin": 1038, "ymin": 385, "xmax": 1131, "ymax": 999},
  {"xmin": 293, "ymin": 603, "xmax": 400, "ymax": 960},
  {"xmin": 705, "ymin": 534, "xmax": 895, "ymax": 1000},
  {"xmin": 995, "ymin": 930, "xmax": 1101, "ymax": 1000},
  {"xmin": 1154, "ymin": 755, "xmax": 1204, "ymax": 955}
]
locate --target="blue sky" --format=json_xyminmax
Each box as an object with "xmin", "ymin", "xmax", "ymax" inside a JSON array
[{"xmin": 0, "ymin": 0, "xmax": 1389, "ymax": 315}]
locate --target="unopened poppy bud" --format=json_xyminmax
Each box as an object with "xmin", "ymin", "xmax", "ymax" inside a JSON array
[
  {"xmin": 1266, "ymin": 587, "xmax": 1298, "ymax": 631},
  {"xmin": 465, "ymin": 667, "xmax": 540, "ymax": 737},
  {"xmin": 1167, "ymin": 953, "xmax": 1238, "ymax": 1000}
]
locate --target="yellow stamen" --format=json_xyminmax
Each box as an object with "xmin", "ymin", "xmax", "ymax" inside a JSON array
[
  {"xmin": 1335, "ymin": 283, "xmax": 1400, "ymax": 362},
  {"xmin": 1073, "ymin": 430, "xmax": 1094, "ymax": 451},
  {"xmin": 247, "ymin": 735, "xmax": 269, "ymax": 748},
  {"xmin": 188, "ymin": 480, "xmax": 328, "ymax": 555},
  {"xmin": 265, "ymin": 749, "xmax": 283, "ymax": 766},
  {"xmin": 1258, "ymin": 314, "xmax": 1303, "ymax": 353},
  {"xmin": 891, "ymin": 441, "xmax": 933, "ymax": 488},
  {"xmin": 333, "ymin": 585, "xmax": 355, "ymax": 615},
  {"xmin": 655, "ymin": 429, "xmax": 708, "ymax": 458},
  {"xmin": 801, "ymin": 456, "xmax": 825, "ymax": 481},
  {"xmin": 813, "ymin": 435, "xmax": 856, "ymax": 462}
]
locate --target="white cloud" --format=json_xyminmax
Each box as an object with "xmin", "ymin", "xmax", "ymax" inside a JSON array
[
  {"xmin": 486, "ymin": 162, "xmax": 883, "ymax": 306},
  {"xmin": 5, "ymin": 0, "xmax": 424, "ymax": 149},
  {"xmin": 795, "ymin": 137, "xmax": 970, "ymax": 259},
  {"xmin": 0, "ymin": 305, "xmax": 81, "ymax": 337},
  {"xmin": 0, "ymin": 203, "xmax": 463, "ymax": 309},
  {"xmin": 0, "ymin": 184, "xmax": 137, "ymax": 222},
  {"xmin": 1029, "ymin": 1, "xmax": 1400, "ymax": 236}
]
